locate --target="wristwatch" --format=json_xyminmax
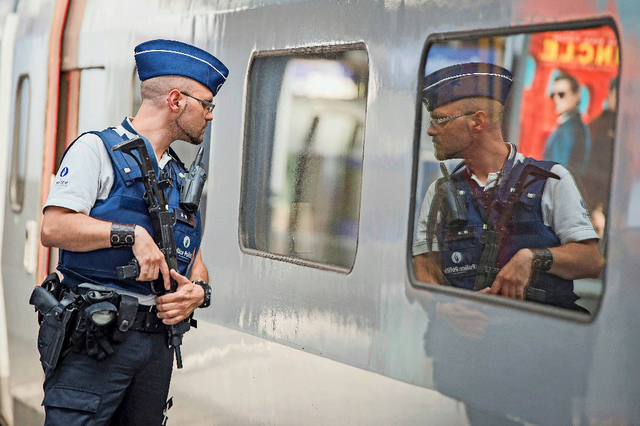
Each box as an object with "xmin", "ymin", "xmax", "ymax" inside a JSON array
[{"xmin": 192, "ymin": 280, "xmax": 211, "ymax": 308}]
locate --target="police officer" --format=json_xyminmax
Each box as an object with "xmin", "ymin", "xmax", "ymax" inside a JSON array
[
  {"xmin": 412, "ymin": 62, "xmax": 601, "ymax": 310},
  {"xmin": 39, "ymin": 39, "xmax": 228, "ymax": 425}
]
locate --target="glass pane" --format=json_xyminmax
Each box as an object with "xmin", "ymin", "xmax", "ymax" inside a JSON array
[
  {"xmin": 412, "ymin": 26, "xmax": 618, "ymax": 314},
  {"xmin": 10, "ymin": 75, "xmax": 30, "ymax": 212},
  {"xmin": 132, "ymin": 66, "xmax": 142, "ymax": 116},
  {"xmin": 241, "ymin": 48, "xmax": 369, "ymax": 271}
]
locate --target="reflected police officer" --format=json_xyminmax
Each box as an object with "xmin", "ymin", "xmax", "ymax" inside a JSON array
[
  {"xmin": 39, "ymin": 39, "xmax": 228, "ymax": 425},
  {"xmin": 412, "ymin": 62, "xmax": 601, "ymax": 310}
]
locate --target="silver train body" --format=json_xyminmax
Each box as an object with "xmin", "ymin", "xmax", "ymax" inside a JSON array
[{"xmin": 0, "ymin": 0, "xmax": 639, "ymax": 425}]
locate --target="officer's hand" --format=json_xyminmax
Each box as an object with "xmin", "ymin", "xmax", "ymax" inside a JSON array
[
  {"xmin": 131, "ymin": 226, "xmax": 170, "ymax": 290},
  {"xmin": 484, "ymin": 248, "xmax": 534, "ymax": 299},
  {"xmin": 155, "ymin": 269, "xmax": 205, "ymax": 325}
]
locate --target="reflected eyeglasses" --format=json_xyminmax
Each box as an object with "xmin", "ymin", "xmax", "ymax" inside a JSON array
[
  {"xmin": 429, "ymin": 112, "xmax": 476, "ymax": 128},
  {"xmin": 550, "ymin": 91, "xmax": 566, "ymax": 99},
  {"xmin": 180, "ymin": 92, "xmax": 216, "ymax": 113}
]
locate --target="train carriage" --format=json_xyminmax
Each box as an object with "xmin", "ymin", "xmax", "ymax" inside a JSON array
[{"xmin": 0, "ymin": 0, "xmax": 639, "ymax": 425}]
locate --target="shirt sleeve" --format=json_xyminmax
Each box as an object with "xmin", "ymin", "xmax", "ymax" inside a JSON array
[
  {"xmin": 541, "ymin": 164, "xmax": 599, "ymax": 245},
  {"xmin": 44, "ymin": 134, "xmax": 105, "ymax": 215},
  {"xmin": 412, "ymin": 181, "xmax": 439, "ymax": 256}
]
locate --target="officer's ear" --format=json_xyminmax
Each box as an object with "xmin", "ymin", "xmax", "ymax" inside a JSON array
[
  {"xmin": 469, "ymin": 110, "xmax": 488, "ymax": 133},
  {"xmin": 167, "ymin": 89, "xmax": 182, "ymax": 112}
]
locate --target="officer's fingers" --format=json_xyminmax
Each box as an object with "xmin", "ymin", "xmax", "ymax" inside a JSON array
[
  {"xmin": 159, "ymin": 261, "xmax": 171, "ymax": 291},
  {"xmin": 489, "ymin": 278, "xmax": 502, "ymax": 295},
  {"xmin": 136, "ymin": 261, "xmax": 153, "ymax": 282},
  {"xmin": 158, "ymin": 308, "xmax": 187, "ymax": 325},
  {"xmin": 162, "ymin": 315, "xmax": 185, "ymax": 326},
  {"xmin": 156, "ymin": 298, "xmax": 184, "ymax": 312},
  {"xmin": 170, "ymin": 269, "xmax": 191, "ymax": 288},
  {"xmin": 506, "ymin": 284, "xmax": 517, "ymax": 299}
]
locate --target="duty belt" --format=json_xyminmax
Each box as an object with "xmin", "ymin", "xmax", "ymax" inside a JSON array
[
  {"xmin": 129, "ymin": 305, "xmax": 166, "ymax": 333},
  {"xmin": 73, "ymin": 286, "xmax": 166, "ymax": 334}
]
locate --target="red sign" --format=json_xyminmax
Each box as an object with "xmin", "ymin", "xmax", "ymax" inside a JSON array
[{"xmin": 517, "ymin": 26, "xmax": 619, "ymax": 159}]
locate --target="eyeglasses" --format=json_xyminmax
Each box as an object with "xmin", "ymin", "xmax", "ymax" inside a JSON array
[
  {"xmin": 429, "ymin": 112, "xmax": 476, "ymax": 128},
  {"xmin": 550, "ymin": 91, "xmax": 566, "ymax": 99},
  {"xmin": 180, "ymin": 92, "xmax": 215, "ymax": 113}
]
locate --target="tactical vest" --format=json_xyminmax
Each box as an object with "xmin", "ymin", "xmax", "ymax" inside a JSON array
[
  {"xmin": 58, "ymin": 127, "xmax": 202, "ymax": 295},
  {"xmin": 435, "ymin": 157, "xmax": 578, "ymax": 308}
]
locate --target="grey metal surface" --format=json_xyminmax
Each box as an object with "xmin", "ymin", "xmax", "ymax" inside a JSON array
[{"xmin": 1, "ymin": 0, "xmax": 639, "ymax": 425}]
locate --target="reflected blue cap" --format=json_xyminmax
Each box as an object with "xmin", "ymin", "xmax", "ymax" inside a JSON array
[
  {"xmin": 134, "ymin": 39, "xmax": 229, "ymax": 97},
  {"xmin": 423, "ymin": 62, "xmax": 513, "ymax": 111}
]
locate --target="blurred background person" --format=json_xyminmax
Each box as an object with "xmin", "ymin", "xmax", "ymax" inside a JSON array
[
  {"xmin": 583, "ymin": 77, "xmax": 618, "ymax": 239},
  {"xmin": 544, "ymin": 73, "xmax": 591, "ymax": 177}
]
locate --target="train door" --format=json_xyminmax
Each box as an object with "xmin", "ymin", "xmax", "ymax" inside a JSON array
[
  {"xmin": 0, "ymin": 0, "xmax": 76, "ymax": 423},
  {"xmin": 0, "ymin": 7, "xmax": 20, "ymax": 426}
]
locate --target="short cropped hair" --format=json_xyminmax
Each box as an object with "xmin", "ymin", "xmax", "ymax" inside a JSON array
[
  {"xmin": 555, "ymin": 73, "xmax": 580, "ymax": 93},
  {"xmin": 140, "ymin": 75, "xmax": 199, "ymax": 106},
  {"xmin": 458, "ymin": 97, "xmax": 504, "ymax": 124}
]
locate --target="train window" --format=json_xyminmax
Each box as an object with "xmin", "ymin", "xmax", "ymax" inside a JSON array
[
  {"xmin": 132, "ymin": 66, "xmax": 142, "ymax": 115},
  {"xmin": 412, "ymin": 24, "xmax": 618, "ymax": 315},
  {"xmin": 10, "ymin": 75, "xmax": 31, "ymax": 212},
  {"xmin": 55, "ymin": 70, "xmax": 81, "ymax": 172},
  {"xmin": 240, "ymin": 46, "xmax": 369, "ymax": 271}
]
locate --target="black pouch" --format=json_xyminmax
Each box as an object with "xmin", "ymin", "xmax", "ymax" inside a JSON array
[
  {"xmin": 84, "ymin": 301, "xmax": 118, "ymax": 361},
  {"xmin": 112, "ymin": 294, "xmax": 138, "ymax": 342}
]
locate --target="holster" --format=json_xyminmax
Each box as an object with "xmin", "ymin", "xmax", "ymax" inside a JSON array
[{"xmin": 30, "ymin": 287, "xmax": 79, "ymax": 371}]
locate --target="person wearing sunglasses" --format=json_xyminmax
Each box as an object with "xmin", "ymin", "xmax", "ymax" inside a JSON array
[
  {"xmin": 39, "ymin": 39, "xmax": 228, "ymax": 425},
  {"xmin": 543, "ymin": 73, "xmax": 591, "ymax": 176},
  {"xmin": 412, "ymin": 62, "xmax": 601, "ymax": 312}
]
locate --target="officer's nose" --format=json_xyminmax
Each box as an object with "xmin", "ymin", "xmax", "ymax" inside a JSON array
[{"xmin": 427, "ymin": 122, "xmax": 438, "ymax": 136}]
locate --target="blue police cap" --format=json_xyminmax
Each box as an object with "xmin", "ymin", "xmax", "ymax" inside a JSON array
[
  {"xmin": 423, "ymin": 62, "xmax": 513, "ymax": 111},
  {"xmin": 134, "ymin": 39, "xmax": 229, "ymax": 97}
]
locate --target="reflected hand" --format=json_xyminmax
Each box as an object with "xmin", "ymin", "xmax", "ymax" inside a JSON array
[
  {"xmin": 436, "ymin": 300, "xmax": 488, "ymax": 339},
  {"xmin": 155, "ymin": 269, "xmax": 204, "ymax": 325},
  {"xmin": 482, "ymin": 248, "xmax": 533, "ymax": 299}
]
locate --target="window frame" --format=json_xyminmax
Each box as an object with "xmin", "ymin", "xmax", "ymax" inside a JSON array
[
  {"xmin": 239, "ymin": 42, "xmax": 370, "ymax": 274},
  {"xmin": 407, "ymin": 18, "xmax": 619, "ymax": 322},
  {"xmin": 10, "ymin": 74, "xmax": 31, "ymax": 213}
]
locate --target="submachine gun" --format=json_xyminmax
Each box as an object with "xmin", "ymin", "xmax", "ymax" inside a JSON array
[
  {"xmin": 112, "ymin": 137, "xmax": 192, "ymax": 369},
  {"xmin": 473, "ymin": 163, "xmax": 560, "ymax": 299}
]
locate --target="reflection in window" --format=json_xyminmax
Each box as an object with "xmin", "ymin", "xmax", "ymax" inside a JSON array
[
  {"xmin": 11, "ymin": 75, "xmax": 30, "ymax": 212},
  {"xmin": 412, "ymin": 26, "xmax": 618, "ymax": 314},
  {"xmin": 241, "ymin": 48, "xmax": 368, "ymax": 271}
]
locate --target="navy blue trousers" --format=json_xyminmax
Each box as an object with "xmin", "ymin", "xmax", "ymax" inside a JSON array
[{"xmin": 42, "ymin": 330, "xmax": 173, "ymax": 426}]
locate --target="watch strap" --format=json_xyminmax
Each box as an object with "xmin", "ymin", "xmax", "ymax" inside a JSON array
[
  {"xmin": 192, "ymin": 280, "xmax": 211, "ymax": 308},
  {"xmin": 530, "ymin": 248, "xmax": 553, "ymax": 272}
]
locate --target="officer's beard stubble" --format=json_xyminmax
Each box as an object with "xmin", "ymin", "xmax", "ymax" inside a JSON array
[
  {"xmin": 174, "ymin": 103, "xmax": 207, "ymax": 146},
  {"xmin": 434, "ymin": 137, "xmax": 473, "ymax": 162}
]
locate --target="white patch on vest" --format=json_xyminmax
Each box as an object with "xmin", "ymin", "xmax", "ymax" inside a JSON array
[
  {"xmin": 176, "ymin": 247, "xmax": 193, "ymax": 261},
  {"xmin": 443, "ymin": 264, "xmax": 477, "ymax": 275},
  {"xmin": 451, "ymin": 251, "xmax": 463, "ymax": 264},
  {"xmin": 183, "ymin": 236, "xmax": 191, "ymax": 248}
]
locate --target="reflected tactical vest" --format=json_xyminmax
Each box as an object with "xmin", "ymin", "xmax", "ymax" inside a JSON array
[
  {"xmin": 435, "ymin": 157, "xmax": 578, "ymax": 308},
  {"xmin": 58, "ymin": 127, "xmax": 202, "ymax": 295}
]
